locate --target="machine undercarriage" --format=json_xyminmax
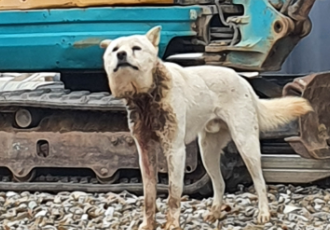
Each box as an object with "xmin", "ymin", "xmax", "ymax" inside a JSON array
[
  {"xmin": 1, "ymin": 71, "xmax": 330, "ymax": 196},
  {"xmin": 0, "ymin": 0, "xmax": 329, "ymax": 196}
]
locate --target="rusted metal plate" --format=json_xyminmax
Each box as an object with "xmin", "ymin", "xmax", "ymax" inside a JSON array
[
  {"xmin": 288, "ymin": 0, "xmax": 316, "ymax": 21},
  {"xmin": 283, "ymin": 71, "xmax": 330, "ymax": 159},
  {"xmin": 0, "ymin": 0, "xmax": 173, "ymax": 10},
  {"xmin": 0, "ymin": 131, "xmax": 198, "ymax": 180}
]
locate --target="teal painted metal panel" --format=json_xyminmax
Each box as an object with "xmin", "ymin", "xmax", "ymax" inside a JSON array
[
  {"xmin": 0, "ymin": 7, "xmax": 201, "ymax": 71},
  {"xmin": 223, "ymin": 0, "xmax": 286, "ymax": 70},
  {"xmin": 232, "ymin": 0, "xmax": 278, "ymax": 51}
]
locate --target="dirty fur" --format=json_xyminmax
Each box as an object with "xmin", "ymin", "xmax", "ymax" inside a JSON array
[
  {"xmin": 124, "ymin": 61, "xmax": 178, "ymax": 188},
  {"xmin": 100, "ymin": 26, "xmax": 314, "ymax": 230},
  {"xmin": 126, "ymin": 61, "xmax": 177, "ymax": 142}
]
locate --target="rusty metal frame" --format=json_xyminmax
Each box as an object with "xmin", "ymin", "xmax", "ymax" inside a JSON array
[
  {"xmin": 0, "ymin": 131, "xmax": 198, "ymax": 180},
  {"xmin": 283, "ymin": 71, "xmax": 330, "ymax": 159}
]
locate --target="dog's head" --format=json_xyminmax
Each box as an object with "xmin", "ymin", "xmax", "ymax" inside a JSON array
[{"xmin": 100, "ymin": 26, "xmax": 161, "ymax": 98}]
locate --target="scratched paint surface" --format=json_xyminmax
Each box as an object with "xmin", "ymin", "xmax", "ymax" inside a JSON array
[
  {"xmin": 0, "ymin": 7, "xmax": 201, "ymax": 71},
  {"xmin": 225, "ymin": 0, "xmax": 283, "ymax": 68},
  {"xmin": 232, "ymin": 0, "xmax": 280, "ymax": 51}
]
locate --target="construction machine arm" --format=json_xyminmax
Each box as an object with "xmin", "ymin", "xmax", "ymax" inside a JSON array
[{"xmin": 199, "ymin": 0, "xmax": 318, "ymax": 71}]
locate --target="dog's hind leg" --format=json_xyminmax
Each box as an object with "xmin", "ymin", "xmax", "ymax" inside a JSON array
[
  {"xmin": 198, "ymin": 129, "xmax": 231, "ymax": 223},
  {"xmin": 223, "ymin": 111, "xmax": 270, "ymax": 224},
  {"xmin": 163, "ymin": 143, "xmax": 186, "ymax": 230}
]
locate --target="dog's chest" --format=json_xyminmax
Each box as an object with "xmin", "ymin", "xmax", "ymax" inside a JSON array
[{"xmin": 126, "ymin": 94, "xmax": 177, "ymax": 143}]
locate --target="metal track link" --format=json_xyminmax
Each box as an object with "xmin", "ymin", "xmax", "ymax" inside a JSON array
[
  {"xmin": 0, "ymin": 88, "xmax": 126, "ymax": 111},
  {"xmin": 0, "ymin": 154, "xmax": 328, "ymax": 194},
  {"xmin": 0, "ymin": 173, "xmax": 210, "ymax": 195},
  {"xmin": 0, "ymin": 86, "xmax": 213, "ymax": 195},
  {"xmin": 1, "ymin": 82, "xmax": 330, "ymax": 193}
]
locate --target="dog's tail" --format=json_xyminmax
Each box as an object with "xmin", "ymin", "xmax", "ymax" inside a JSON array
[{"xmin": 257, "ymin": 96, "xmax": 313, "ymax": 132}]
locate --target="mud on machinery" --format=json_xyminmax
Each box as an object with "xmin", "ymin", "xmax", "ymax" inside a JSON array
[{"xmin": 0, "ymin": 0, "xmax": 328, "ymax": 195}]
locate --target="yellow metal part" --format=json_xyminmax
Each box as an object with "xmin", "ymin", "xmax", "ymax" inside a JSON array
[{"xmin": 0, "ymin": 0, "xmax": 174, "ymax": 10}]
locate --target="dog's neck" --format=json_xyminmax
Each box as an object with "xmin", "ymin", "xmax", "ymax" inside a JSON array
[
  {"xmin": 125, "ymin": 60, "xmax": 176, "ymax": 141},
  {"xmin": 125, "ymin": 59, "xmax": 172, "ymax": 103}
]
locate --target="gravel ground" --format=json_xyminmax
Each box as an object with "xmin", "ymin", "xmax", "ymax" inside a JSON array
[{"xmin": 1, "ymin": 184, "xmax": 330, "ymax": 230}]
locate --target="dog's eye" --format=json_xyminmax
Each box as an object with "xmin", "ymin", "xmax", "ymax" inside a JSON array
[
  {"xmin": 132, "ymin": 46, "xmax": 141, "ymax": 51},
  {"xmin": 112, "ymin": 47, "xmax": 118, "ymax": 52}
]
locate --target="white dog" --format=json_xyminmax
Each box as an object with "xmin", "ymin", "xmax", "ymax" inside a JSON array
[{"xmin": 100, "ymin": 26, "xmax": 313, "ymax": 230}]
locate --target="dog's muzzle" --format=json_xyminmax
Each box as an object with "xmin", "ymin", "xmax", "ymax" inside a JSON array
[{"xmin": 114, "ymin": 51, "xmax": 139, "ymax": 72}]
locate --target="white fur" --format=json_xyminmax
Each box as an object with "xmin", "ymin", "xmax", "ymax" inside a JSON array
[{"xmin": 101, "ymin": 26, "xmax": 313, "ymax": 230}]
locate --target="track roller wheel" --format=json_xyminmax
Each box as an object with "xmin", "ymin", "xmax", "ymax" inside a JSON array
[
  {"xmin": 12, "ymin": 169, "xmax": 36, "ymax": 182},
  {"xmin": 96, "ymin": 171, "xmax": 120, "ymax": 184},
  {"xmin": 14, "ymin": 108, "xmax": 41, "ymax": 129}
]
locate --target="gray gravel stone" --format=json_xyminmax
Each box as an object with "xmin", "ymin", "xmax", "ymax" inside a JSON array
[{"xmin": 0, "ymin": 184, "xmax": 329, "ymax": 229}]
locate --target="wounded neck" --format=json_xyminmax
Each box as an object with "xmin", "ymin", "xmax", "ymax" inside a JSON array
[
  {"xmin": 125, "ymin": 60, "xmax": 177, "ymax": 141},
  {"xmin": 127, "ymin": 60, "xmax": 172, "ymax": 104}
]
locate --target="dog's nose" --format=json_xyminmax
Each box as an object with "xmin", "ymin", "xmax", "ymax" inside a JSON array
[{"xmin": 117, "ymin": 51, "xmax": 127, "ymax": 60}]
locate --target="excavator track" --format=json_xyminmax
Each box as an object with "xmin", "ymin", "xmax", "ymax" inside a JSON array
[
  {"xmin": 1, "ymin": 73, "xmax": 330, "ymax": 195},
  {"xmin": 0, "ymin": 77, "xmax": 213, "ymax": 195},
  {"xmin": 0, "ymin": 170, "xmax": 210, "ymax": 195}
]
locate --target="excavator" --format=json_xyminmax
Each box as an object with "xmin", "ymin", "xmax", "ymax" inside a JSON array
[{"xmin": 0, "ymin": 0, "xmax": 328, "ymax": 196}]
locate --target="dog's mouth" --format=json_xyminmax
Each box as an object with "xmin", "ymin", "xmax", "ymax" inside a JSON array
[{"xmin": 114, "ymin": 62, "xmax": 139, "ymax": 72}]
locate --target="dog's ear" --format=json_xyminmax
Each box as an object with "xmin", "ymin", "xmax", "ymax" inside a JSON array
[
  {"xmin": 100, "ymin": 39, "xmax": 112, "ymax": 49},
  {"xmin": 146, "ymin": 26, "xmax": 161, "ymax": 47}
]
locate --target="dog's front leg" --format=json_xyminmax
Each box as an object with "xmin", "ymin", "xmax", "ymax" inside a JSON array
[
  {"xmin": 163, "ymin": 143, "xmax": 185, "ymax": 230},
  {"xmin": 135, "ymin": 138, "xmax": 159, "ymax": 230}
]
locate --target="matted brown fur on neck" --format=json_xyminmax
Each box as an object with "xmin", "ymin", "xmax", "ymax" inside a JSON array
[
  {"xmin": 123, "ymin": 61, "xmax": 179, "ymax": 223},
  {"xmin": 125, "ymin": 60, "xmax": 177, "ymax": 144}
]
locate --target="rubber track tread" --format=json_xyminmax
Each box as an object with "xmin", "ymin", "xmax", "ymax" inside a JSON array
[
  {"xmin": 0, "ymin": 88, "xmax": 213, "ymax": 194},
  {"xmin": 0, "ymin": 174, "xmax": 210, "ymax": 194},
  {"xmin": 0, "ymin": 88, "xmax": 126, "ymax": 111}
]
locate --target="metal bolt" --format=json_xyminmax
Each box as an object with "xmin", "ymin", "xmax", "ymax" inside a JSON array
[
  {"xmin": 100, "ymin": 168, "xmax": 108, "ymax": 176},
  {"xmin": 125, "ymin": 136, "xmax": 134, "ymax": 146},
  {"xmin": 326, "ymin": 139, "xmax": 330, "ymax": 146},
  {"xmin": 110, "ymin": 137, "xmax": 118, "ymax": 146},
  {"xmin": 18, "ymin": 168, "xmax": 24, "ymax": 175}
]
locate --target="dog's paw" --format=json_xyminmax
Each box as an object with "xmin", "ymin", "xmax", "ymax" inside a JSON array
[
  {"xmin": 203, "ymin": 210, "xmax": 227, "ymax": 223},
  {"xmin": 257, "ymin": 209, "xmax": 270, "ymax": 224},
  {"xmin": 138, "ymin": 222, "xmax": 155, "ymax": 230},
  {"xmin": 138, "ymin": 226, "xmax": 153, "ymax": 230},
  {"xmin": 203, "ymin": 204, "xmax": 230, "ymax": 223},
  {"xmin": 162, "ymin": 222, "xmax": 182, "ymax": 230}
]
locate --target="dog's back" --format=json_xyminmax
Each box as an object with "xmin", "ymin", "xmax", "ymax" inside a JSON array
[{"xmin": 165, "ymin": 62, "xmax": 313, "ymax": 134}]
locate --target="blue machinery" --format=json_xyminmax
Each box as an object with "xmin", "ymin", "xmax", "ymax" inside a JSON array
[{"xmin": 0, "ymin": 0, "xmax": 315, "ymax": 72}]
